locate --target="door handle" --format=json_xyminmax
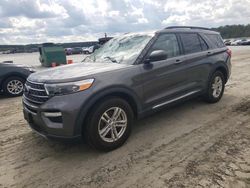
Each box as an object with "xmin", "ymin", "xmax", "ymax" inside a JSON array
[
  {"xmin": 207, "ymin": 51, "xmax": 214, "ymax": 56},
  {"xmin": 174, "ymin": 59, "xmax": 183, "ymax": 64}
]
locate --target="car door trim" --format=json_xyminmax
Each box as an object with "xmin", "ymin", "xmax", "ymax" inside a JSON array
[{"xmin": 152, "ymin": 89, "xmax": 201, "ymax": 109}]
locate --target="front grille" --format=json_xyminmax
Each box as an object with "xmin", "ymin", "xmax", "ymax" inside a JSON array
[
  {"xmin": 24, "ymin": 80, "xmax": 49, "ymax": 105},
  {"xmin": 23, "ymin": 102, "xmax": 37, "ymax": 114}
]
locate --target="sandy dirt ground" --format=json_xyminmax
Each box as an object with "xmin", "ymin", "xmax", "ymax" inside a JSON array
[{"xmin": 0, "ymin": 46, "xmax": 250, "ymax": 188}]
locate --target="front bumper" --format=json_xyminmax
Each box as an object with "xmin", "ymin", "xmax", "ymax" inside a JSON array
[
  {"xmin": 23, "ymin": 107, "xmax": 81, "ymax": 140},
  {"xmin": 22, "ymin": 91, "xmax": 90, "ymax": 139}
]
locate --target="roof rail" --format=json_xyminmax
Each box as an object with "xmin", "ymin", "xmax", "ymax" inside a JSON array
[{"xmin": 165, "ymin": 26, "xmax": 212, "ymax": 31}]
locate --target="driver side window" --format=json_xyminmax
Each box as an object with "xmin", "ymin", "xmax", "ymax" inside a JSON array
[{"xmin": 149, "ymin": 34, "xmax": 180, "ymax": 59}]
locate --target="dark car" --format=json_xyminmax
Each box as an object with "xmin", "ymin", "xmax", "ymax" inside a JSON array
[
  {"xmin": 23, "ymin": 26, "xmax": 231, "ymax": 151},
  {"xmin": 71, "ymin": 47, "xmax": 83, "ymax": 54},
  {"xmin": 0, "ymin": 62, "xmax": 35, "ymax": 96},
  {"xmin": 241, "ymin": 40, "xmax": 250, "ymax": 45}
]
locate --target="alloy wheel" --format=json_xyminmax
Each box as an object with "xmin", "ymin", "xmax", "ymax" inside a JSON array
[
  {"xmin": 7, "ymin": 80, "xmax": 24, "ymax": 95},
  {"xmin": 212, "ymin": 76, "xmax": 223, "ymax": 98},
  {"xmin": 98, "ymin": 107, "xmax": 127, "ymax": 143}
]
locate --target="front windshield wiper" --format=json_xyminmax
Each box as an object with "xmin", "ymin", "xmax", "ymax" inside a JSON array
[{"xmin": 104, "ymin": 56, "xmax": 118, "ymax": 63}]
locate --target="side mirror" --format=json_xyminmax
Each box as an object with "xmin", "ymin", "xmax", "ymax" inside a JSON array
[{"xmin": 145, "ymin": 50, "xmax": 168, "ymax": 63}]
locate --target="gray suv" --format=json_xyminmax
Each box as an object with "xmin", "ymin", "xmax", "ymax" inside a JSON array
[{"xmin": 23, "ymin": 26, "xmax": 231, "ymax": 151}]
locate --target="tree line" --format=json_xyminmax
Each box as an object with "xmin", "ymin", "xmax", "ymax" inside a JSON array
[{"xmin": 212, "ymin": 24, "xmax": 250, "ymax": 39}]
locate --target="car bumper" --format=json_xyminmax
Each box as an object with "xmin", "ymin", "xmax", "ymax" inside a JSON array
[
  {"xmin": 22, "ymin": 91, "xmax": 91, "ymax": 139},
  {"xmin": 23, "ymin": 109, "xmax": 81, "ymax": 140}
]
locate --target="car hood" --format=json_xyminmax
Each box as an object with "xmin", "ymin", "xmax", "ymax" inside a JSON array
[
  {"xmin": 28, "ymin": 62, "xmax": 131, "ymax": 83},
  {"xmin": 1, "ymin": 63, "xmax": 30, "ymax": 68}
]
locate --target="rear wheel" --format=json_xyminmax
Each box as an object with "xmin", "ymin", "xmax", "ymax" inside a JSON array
[
  {"xmin": 203, "ymin": 71, "xmax": 225, "ymax": 103},
  {"xmin": 3, "ymin": 76, "xmax": 25, "ymax": 97},
  {"xmin": 84, "ymin": 97, "xmax": 134, "ymax": 151}
]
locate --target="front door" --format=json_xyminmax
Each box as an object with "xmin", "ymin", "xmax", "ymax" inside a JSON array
[{"xmin": 140, "ymin": 33, "xmax": 189, "ymax": 109}]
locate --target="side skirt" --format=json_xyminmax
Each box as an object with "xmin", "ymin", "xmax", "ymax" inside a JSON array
[{"xmin": 152, "ymin": 90, "xmax": 201, "ymax": 109}]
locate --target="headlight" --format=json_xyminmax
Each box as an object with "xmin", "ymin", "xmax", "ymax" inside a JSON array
[{"xmin": 44, "ymin": 79, "xmax": 94, "ymax": 96}]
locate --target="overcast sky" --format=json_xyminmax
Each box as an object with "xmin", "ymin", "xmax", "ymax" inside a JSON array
[{"xmin": 0, "ymin": 0, "xmax": 250, "ymax": 44}]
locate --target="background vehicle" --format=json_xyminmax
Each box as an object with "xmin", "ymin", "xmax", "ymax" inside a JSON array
[
  {"xmin": 65, "ymin": 48, "xmax": 73, "ymax": 55},
  {"xmin": 223, "ymin": 39, "xmax": 231, "ymax": 45},
  {"xmin": 98, "ymin": 37, "xmax": 113, "ymax": 45},
  {"xmin": 71, "ymin": 47, "xmax": 83, "ymax": 54},
  {"xmin": 237, "ymin": 39, "xmax": 247, "ymax": 45},
  {"xmin": 0, "ymin": 62, "xmax": 35, "ymax": 96},
  {"xmin": 231, "ymin": 39, "xmax": 242, "ymax": 45},
  {"xmin": 241, "ymin": 39, "xmax": 250, "ymax": 45},
  {"xmin": 82, "ymin": 47, "xmax": 91, "ymax": 54},
  {"xmin": 23, "ymin": 26, "xmax": 231, "ymax": 151},
  {"xmin": 83, "ymin": 45, "xmax": 101, "ymax": 54}
]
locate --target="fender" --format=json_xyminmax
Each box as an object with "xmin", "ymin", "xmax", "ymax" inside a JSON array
[
  {"xmin": 74, "ymin": 85, "xmax": 143, "ymax": 135},
  {"xmin": 208, "ymin": 62, "xmax": 229, "ymax": 83}
]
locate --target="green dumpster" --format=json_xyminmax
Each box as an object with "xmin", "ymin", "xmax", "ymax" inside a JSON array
[{"xmin": 39, "ymin": 43, "xmax": 67, "ymax": 67}]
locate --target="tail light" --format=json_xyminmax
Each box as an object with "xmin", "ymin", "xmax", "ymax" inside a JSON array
[{"xmin": 226, "ymin": 48, "xmax": 232, "ymax": 57}]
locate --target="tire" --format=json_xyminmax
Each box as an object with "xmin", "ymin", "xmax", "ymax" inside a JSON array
[
  {"xmin": 84, "ymin": 97, "xmax": 134, "ymax": 151},
  {"xmin": 2, "ymin": 76, "xmax": 25, "ymax": 97},
  {"xmin": 203, "ymin": 71, "xmax": 225, "ymax": 103}
]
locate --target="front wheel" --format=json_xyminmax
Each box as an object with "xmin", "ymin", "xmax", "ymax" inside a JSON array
[
  {"xmin": 84, "ymin": 97, "xmax": 134, "ymax": 151},
  {"xmin": 3, "ymin": 76, "xmax": 25, "ymax": 97},
  {"xmin": 203, "ymin": 71, "xmax": 225, "ymax": 103}
]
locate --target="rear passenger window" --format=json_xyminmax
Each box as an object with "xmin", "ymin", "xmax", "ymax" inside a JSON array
[
  {"xmin": 149, "ymin": 34, "xmax": 180, "ymax": 58},
  {"xmin": 199, "ymin": 36, "xmax": 209, "ymax": 51},
  {"xmin": 205, "ymin": 34, "xmax": 225, "ymax": 48},
  {"xmin": 180, "ymin": 33, "xmax": 202, "ymax": 54}
]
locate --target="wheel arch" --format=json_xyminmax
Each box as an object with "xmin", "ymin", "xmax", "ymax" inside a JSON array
[
  {"xmin": 0, "ymin": 73, "xmax": 27, "ymax": 90},
  {"xmin": 216, "ymin": 66, "xmax": 228, "ymax": 83},
  {"xmin": 210, "ymin": 63, "xmax": 229, "ymax": 83},
  {"xmin": 75, "ymin": 86, "xmax": 142, "ymax": 136}
]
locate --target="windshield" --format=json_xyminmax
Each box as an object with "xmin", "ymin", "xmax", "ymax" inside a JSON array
[{"xmin": 83, "ymin": 32, "xmax": 154, "ymax": 65}]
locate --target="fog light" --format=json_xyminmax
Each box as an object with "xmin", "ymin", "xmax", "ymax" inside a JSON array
[
  {"xmin": 42, "ymin": 112, "xmax": 63, "ymax": 126},
  {"xmin": 43, "ymin": 112, "xmax": 62, "ymax": 117}
]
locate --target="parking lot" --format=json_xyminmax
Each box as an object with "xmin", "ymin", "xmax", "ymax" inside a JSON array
[
  {"xmin": 0, "ymin": 46, "xmax": 250, "ymax": 188},
  {"xmin": 0, "ymin": 52, "xmax": 84, "ymax": 70}
]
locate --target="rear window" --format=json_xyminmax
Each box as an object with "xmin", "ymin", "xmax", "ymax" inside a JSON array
[
  {"xmin": 180, "ymin": 33, "xmax": 206, "ymax": 54},
  {"xmin": 205, "ymin": 34, "xmax": 225, "ymax": 48},
  {"xmin": 199, "ymin": 37, "xmax": 209, "ymax": 51}
]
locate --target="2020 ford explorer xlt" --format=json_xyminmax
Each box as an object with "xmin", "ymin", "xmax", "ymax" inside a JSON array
[{"xmin": 23, "ymin": 26, "xmax": 231, "ymax": 151}]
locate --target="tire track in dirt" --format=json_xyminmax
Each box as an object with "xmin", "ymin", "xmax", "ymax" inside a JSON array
[
  {"xmin": 58, "ymin": 99, "xmax": 250, "ymax": 188},
  {"xmin": 2, "ymin": 95, "xmax": 248, "ymax": 188}
]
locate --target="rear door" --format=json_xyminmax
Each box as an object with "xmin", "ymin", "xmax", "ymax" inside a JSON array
[
  {"xmin": 178, "ymin": 33, "xmax": 211, "ymax": 91},
  {"xmin": 140, "ymin": 33, "xmax": 189, "ymax": 109}
]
